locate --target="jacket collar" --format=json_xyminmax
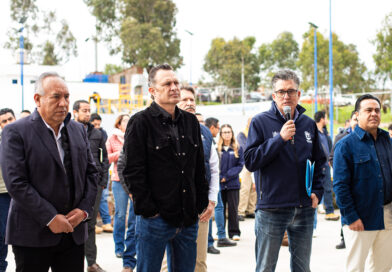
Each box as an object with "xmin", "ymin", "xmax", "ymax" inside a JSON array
[
  {"xmin": 149, "ymin": 101, "xmax": 182, "ymax": 123},
  {"xmin": 269, "ymin": 101, "xmax": 306, "ymax": 122},
  {"xmin": 86, "ymin": 122, "xmax": 94, "ymax": 133},
  {"xmin": 354, "ymin": 125, "xmax": 388, "ymax": 141},
  {"xmin": 31, "ymin": 109, "xmax": 71, "ymax": 127}
]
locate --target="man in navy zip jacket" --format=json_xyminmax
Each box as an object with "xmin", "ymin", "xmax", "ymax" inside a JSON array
[{"xmin": 244, "ymin": 70, "xmax": 325, "ymax": 272}]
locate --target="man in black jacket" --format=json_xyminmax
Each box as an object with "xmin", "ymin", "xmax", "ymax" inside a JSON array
[
  {"xmin": 73, "ymin": 100, "xmax": 109, "ymax": 272},
  {"xmin": 123, "ymin": 64, "xmax": 209, "ymax": 272}
]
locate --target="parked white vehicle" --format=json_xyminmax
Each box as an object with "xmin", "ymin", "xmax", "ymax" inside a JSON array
[{"xmin": 334, "ymin": 94, "xmax": 356, "ymax": 106}]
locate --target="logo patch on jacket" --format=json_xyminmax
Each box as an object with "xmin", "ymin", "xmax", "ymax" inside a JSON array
[{"xmin": 304, "ymin": 131, "xmax": 312, "ymax": 143}]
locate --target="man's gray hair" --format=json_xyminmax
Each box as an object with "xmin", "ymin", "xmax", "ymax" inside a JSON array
[
  {"xmin": 35, "ymin": 72, "xmax": 62, "ymax": 95},
  {"xmin": 271, "ymin": 70, "xmax": 300, "ymax": 90}
]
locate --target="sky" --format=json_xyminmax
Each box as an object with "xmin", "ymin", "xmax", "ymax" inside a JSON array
[{"xmin": 1, "ymin": 0, "xmax": 392, "ymax": 84}]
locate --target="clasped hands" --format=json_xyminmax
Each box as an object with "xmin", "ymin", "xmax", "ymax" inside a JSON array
[{"xmin": 48, "ymin": 208, "xmax": 86, "ymax": 234}]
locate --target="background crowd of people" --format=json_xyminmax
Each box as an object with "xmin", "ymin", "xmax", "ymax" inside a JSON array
[
  {"xmin": 1, "ymin": 67, "xmax": 392, "ymax": 272},
  {"xmin": 0, "ymin": 79, "xmax": 261, "ymax": 272}
]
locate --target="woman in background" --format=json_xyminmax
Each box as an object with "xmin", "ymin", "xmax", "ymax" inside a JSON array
[
  {"xmin": 217, "ymin": 124, "xmax": 244, "ymax": 241},
  {"xmin": 237, "ymin": 117, "xmax": 257, "ymax": 221},
  {"xmin": 106, "ymin": 114, "xmax": 135, "ymax": 272}
]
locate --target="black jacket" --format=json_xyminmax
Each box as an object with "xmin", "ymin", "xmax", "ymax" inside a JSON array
[
  {"xmin": 123, "ymin": 102, "xmax": 209, "ymax": 227},
  {"xmin": 117, "ymin": 150, "xmax": 130, "ymax": 195},
  {"xmin": 329, "ymin": 128, "xmax": 350, "ymax": 166},
  {"xmin": 87, "ymin": 123, "xmax": 109, "ymax": 188}
]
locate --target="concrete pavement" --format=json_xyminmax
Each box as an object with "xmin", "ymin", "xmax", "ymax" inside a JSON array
[{"xmin": 5, "ymin": 211, "xmax": 347, "ymax": 271}]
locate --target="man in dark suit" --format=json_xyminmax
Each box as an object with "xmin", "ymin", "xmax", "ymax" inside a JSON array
[
  {"xmin": 0, "ymin": 72, "xmax": 98, "ymax": 272},
  {"xmin": 73, "ymin": 100, "xmax": 109, "ymax": 272}
]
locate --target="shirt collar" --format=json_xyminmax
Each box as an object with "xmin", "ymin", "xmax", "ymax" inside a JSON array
[
  {"xmin": 151, "ymin": 101, "xmax": 181, "ymax": 123},
  {"xmin": 354, "ymin": 125, "xmax": 387, "ymax": 141},
  {"xmin": 42, "ymin": 118, "xmax": 64, "ymax": 139}
]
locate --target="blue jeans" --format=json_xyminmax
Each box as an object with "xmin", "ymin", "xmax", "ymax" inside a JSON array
[
  {"xmin": 322, "ymin": 165, "xmax": 334, "ymax": 214},
  {"xmin": 112, "ymin": 181, "xmax": 137, "ymax": 268},
  {"xmin": 99, "ymin": 186, "xmax": 111, "ymax": 225},
  {"xmin": 208, "ymin": 191, "xmax": 226, "ymax": 246},
  {"xmin": 255, "ymin": 207, "xmax": 315, "ymax": 272},
  {"xmin": 136, "ymin": 215, "xmax": 198, "ymax": 272},
  {"xmin": 0, "ymin": 193, "xmax": 11, "ymax": 272}
]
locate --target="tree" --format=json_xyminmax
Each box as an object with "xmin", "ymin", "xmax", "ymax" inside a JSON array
[
  {"xmin": 84, "ymin": 0, "xmax": 183, "ymax": 72},
  {"xmin": 259, "ymin": 32, "xmax": 299, "ymax": 85},
  {"xmin": 42, "ymin": 41, "xmax": 58, "ymax": 65},
  {"xmin": 4, "ymin": 1, "xmax": 77, "ymax": 65},
  {"xmin": 104, "ymin": 64, "xmax": 124, "ymax": 75},
  {"xmin": 373, "ymin": 12, "xmax": 392, "ymax": 89},
  {"xmin": 298, "ymin": 29, "xmax": 371, "ymax": 93},
  {"xmin": 203, "ymin": 37, "xmax": 260, "ymax": 91}
]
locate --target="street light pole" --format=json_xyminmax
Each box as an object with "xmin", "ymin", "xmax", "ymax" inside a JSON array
[
  {"xmin": 19, "ymin": 29, "xmax": 24, "ymax": 111},
  {"xmin": 185, "ymin": 30, "xmax": 194, "ymax": 85},
  {"xmin": 329, "ymin": 0, "xmax": 334, "ymax": 139},
  {"xmin": 241, "ymin": 56, "xmax": 245, "ymax": 115},
  {"xmin": 19, "ymin": 16, "xmax": 27, "ymax": 111},
  {"xmin": 309, "ymin": 22, "xmax": 318, "ymax": 112}
]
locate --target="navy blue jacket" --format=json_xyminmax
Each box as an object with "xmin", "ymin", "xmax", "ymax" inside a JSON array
[
  {"xmin": 200, "ymin": 124, "xmax": 212, "ymax": 183},
  {"xmin": 219, "ymin": 146, "xmax": 244, "ymax": 190},
  {"xmin": 333, "ymin": 126, "xmax": 392, "ymax": 230},
  {"xmin": 237, "ymin": 132, "xmax": 247, "ymax": 151},
  {"xmin": 244, "ymin": 102, "xmax": 325, "ymax": 209}
]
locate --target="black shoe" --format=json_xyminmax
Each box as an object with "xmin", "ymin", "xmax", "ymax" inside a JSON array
[
  {"xmin": 217, "ymin": 238, "xmax": 237, "ymax": 247},
  {"xmin": 336, "ymin": 240, "xmax": 346, "ymax": 249},
  {"xmin": 245, "ymin": 213, "xmax": 255, "ymax": 219},
  {"xmin": 238, "ymin": 215, "xmax": 245, "ymax": 221},
  {"xmin": 207, "ymin": 246, "xmax": 220, "ymax": 254}
]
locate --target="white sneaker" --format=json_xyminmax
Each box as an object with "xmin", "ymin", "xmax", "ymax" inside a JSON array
[
  {"xmin": 232, "ymin": 235, "xmax": 240, "ymax": 241},
  {"xmin": 312, "ymin": 229, "xmax": 318, "ymax": 238},
  {"xmin": 317, "ymin": 205, "xmax": 326, "ymax": 214}
]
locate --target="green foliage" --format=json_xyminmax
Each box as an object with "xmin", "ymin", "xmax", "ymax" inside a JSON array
[
  {"xmin": 85, "ymin": 0, "xmax": 183, "ymax": 72},
  {"xmin": 10, "ymin": 0, "xmax": 38, "ymax": 22},
  {"xmin": 55, "ymin": 20, "xmax": 78, "ymax": 62},
  {"xmin": 373, "ymin": 12, "xmax": 392, "ymax": 88},
  {"xmin": 298, "ymin": 29, "xmax": 371, "ymax": 93},
  {"xmin": 259, "ymin": 32, "xmax": 299, "ymax": 86},
  {"xmin": 302, "ymin": 103, "xmax": 392, "ymax": 134},
  {"xmin": 203, "ymin": 37, "xmax": 260, "ymax": 91},
  {"xmin": 5, "ymin": 0, "xmax": 77, "ymax": 65},
  {"xmin": 104, "ymin": 64, "xmax": 123, "ymax": 75},
  {"xmin": 42, "ymin": 41, "xmax": 59, "ymax": 65}
]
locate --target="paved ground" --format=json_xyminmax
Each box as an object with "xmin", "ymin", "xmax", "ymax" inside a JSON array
[{"xmin": 5, "ymin": 211, "xmax": 349, "ymax": 271}]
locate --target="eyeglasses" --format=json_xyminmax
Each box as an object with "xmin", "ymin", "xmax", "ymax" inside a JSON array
[
  {"xmin": 275, "ymin": 89, "xmax": 297, "ymax": 98},
  {"xmin": 221, "ymin": 131, "xmax": 232, "ymax": 134}
]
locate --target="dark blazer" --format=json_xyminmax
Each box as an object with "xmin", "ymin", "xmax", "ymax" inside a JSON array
[{"xmin": 0, "ymin": 110, "xmax": 98, "ymax": 247}]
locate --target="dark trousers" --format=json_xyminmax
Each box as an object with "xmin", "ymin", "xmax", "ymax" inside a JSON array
[
  {"xmin": 0, "ymin": 193, "xmax": 11, "ymax": 272},
  {"xmin": 221, "ymin": 189, "xmax": 241, "ymax": 238},
  {"xmin": 13, "ymin": 234, "xmax": 84, "ymax": 272},
  {"xmin": 85, "ymin": 186, "xmax": 103, "ymax": 266}
]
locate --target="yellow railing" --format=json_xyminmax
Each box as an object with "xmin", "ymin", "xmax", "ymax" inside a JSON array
[{"xmin": 89, "ymin": 84, "xmax": 144, "ymax": 114}]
